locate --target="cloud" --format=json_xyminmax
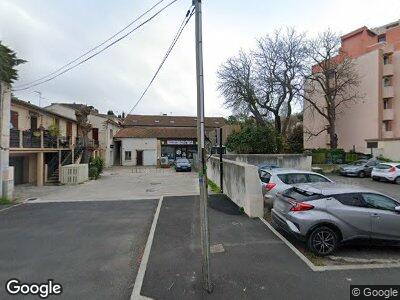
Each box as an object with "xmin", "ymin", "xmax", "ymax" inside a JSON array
[{"xmin": 1, "ymin": 0, "xmax": 400, "ymax": 118}]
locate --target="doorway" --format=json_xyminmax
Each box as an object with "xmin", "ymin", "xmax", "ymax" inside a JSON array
[
  {"xmin": 114, "ymin": 141, "xmax": 121, "ymax": 166},
  {"xmin": 136, "ymin": 150, "xmax": 143, "ymax": 166}
]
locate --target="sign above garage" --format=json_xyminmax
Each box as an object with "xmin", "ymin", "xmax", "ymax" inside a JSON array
[{"xmin": 166, "ymin": 140, "xmax": 195, "ymax": 145}]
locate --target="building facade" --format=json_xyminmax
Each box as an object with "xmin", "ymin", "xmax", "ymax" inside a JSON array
[
  {"xmin": 45, "ymin": 103, "xmax": 121, "ymax": 167},
  {"xmin": 114, "ymin": 114, "xmax": 225, "ymax": 166},
  {"xmin": 304, "ymin": 20, "xmax": 400, "ymax": 160},
  {"xmin": 9, "ymin": 99, "xmax": 79, "ymax": 186}
]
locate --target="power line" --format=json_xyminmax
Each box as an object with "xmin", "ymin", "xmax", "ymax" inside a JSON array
[
  {"xmin": 13, "ymin": 0, "xmax": 179, "ymax": 92},
  {"xmin": 125, "ymin": 6, "xmax": 195, "ymax": 118},
  {"xmin": 14, "ymin": 0, "xmax": 166, "ymax": 89}
]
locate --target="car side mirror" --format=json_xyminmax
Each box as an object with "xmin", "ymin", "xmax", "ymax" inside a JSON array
[{"xmin": 395, "ymin": 206, "xmax": 400, "ymax": 214}]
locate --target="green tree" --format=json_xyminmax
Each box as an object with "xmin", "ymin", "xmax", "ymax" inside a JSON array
[
  {"xmin": 285, "ymin": 124, "xmax": 304, "ymax": 153},
  {"xmin": 0, "ymin": 41, "xmax": 26, "ymax": 84},
  {"xmin": 226, "ymin": 125, "xmax": 279, "ymax": 154}
]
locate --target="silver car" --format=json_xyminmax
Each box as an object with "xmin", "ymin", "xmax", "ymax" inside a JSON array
[
  {"xmin": 259, "ymin": 168, "xmax": 333, "ymax": 207},
  {"xmin": 272, "ymin": 182, "xmax": 400, "ymax": 256},
  {"xmin": 339, "ymin": 159, "xmax": 381, "ymax": 178}
]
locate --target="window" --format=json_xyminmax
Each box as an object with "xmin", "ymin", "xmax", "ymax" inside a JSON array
[
  {"xmin": 383, "ymin": 77, "xmax": 391, "ymax": 87},
  {"xmin": 362, "ymin": 193, "xmax": 399, "ymax": 211},
  {"xmin": 383, "ymin": 54, "xmax": 391, "ymax": 65},
  {"xmin": 30, "ymin": 116, "xmax": 38, "ymax": 131},
  {"xmin": 125, "ymin": 151, "xmax": 132, "ymax": 161},
  {"xmin": 334, "ymin": 193, "xmax": 364, "ymax": 207},
  {"xmin": 383, "ymin": 99, "xmax": 390, "ymax": 109},
  {"xmin": 278, "ymin": 173, "xmax": 308, "ymax": 184},
  {"xmin": 307, "ymin": 174, "xmax": 331, "ymax": 183},
  {"xmin": 383, "ymin": 121, "xmax": 392, "ymax": 131},
  {"xmin": 375, "ymin": 163, "xmax": 392, "ymax": 170},
  {"xmin": 378, "ymin": 34, "xmax": 386, "ymax": 43},
  {"xmin": 283, "ymin": 188, "xmax": 323, "ymax": 202},
  {"xmin": 259, "ymin": 171, "xmax": 271, "ymax": 184},
  {"xmin": 10, "ymin": 111, "xmax": 18, "ymax": 129},
  {"xmin": 327, "ymin": 69, "xmax": 335, "ymax": 79}
]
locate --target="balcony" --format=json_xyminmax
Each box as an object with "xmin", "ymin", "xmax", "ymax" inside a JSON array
[
  {"xmin": 382, "ymin": 130, "xmax": 394, "ymax": 139},
  {"xmin": 382, "ymin": 109, "xmax": 395, "ymax": 121},
  {"xmin": 10, "ymin": 129, "xmax": 72, "ymax": 150},
  {"xmin": 382, "ymin": 86, "xmax": 395, "ymax": 98},
  {"xmin": 383, "ymin": 64, "xmax": 394, "ymax": 76},
  {"xmin": 382, "ymin": 44, "xmax": 395, "ymax": 55}
]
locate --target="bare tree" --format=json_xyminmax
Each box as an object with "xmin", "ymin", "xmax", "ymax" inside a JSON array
[
  {"xmin": 303, "ymin": 30, "xmax": 361, "ymax": 149},
  {"xmin": 217, "ymin": 28, "xmax": 307, "ymax": 136},
  {"xmin": 75, "ymin": 106, "xmax": 92, "ymax": 163}
]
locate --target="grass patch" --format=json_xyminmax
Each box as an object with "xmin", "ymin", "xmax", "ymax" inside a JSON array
[
  {"xmin": 0, "ymin": 197, "xmax": 12, "ymax": 205},
  {"xmin": 207, "ymin": 179, "xmax": 221, "ymax": 193}
]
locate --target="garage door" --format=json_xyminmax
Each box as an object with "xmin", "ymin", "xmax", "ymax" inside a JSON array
[{"xmin": 143, "ymin": 150, "xmax": 156, "ymax": 166}]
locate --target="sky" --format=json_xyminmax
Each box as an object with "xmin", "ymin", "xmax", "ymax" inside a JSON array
[{"xmin": 1, "ymin": 0, "xmax": 400, "ymax": 118}]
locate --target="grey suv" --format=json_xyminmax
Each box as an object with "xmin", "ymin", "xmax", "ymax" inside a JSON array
[{"xmin": 272, "ymin": 182, "xmax": 400, "ymax": 256}]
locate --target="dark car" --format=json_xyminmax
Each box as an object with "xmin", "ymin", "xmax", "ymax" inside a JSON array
[
  {"xmin": 175, "ymin": 158, "xmax": 192, "ymax": 172},
  {"xmin": 339, "ymin": 159, "xmax": 380, "ymax": 178}
]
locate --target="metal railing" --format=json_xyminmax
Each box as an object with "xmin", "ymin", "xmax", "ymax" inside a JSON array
[{"xmin": 10, "ymin": 129, "xmax": 73, "ymax": 149}]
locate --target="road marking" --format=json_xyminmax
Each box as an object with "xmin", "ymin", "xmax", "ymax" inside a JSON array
[
  {"xmin": 0, "ymin": 202, "xmax": 25, "ymax": 213},
  {"xmin": 130, "ymin": 197, "xmax": 163, "ymax": 300},
  {"xmin": 259, "ymin": 217, "xmax": 400, "ymax": 272}
]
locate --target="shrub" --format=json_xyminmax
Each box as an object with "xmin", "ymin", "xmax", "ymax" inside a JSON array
[
  {"xmin": 89, "ymin": 157, "xmax": 105, "ymax": 179},
  {"xmin": 226, "ymin": 124, "xmax": 279, "ymax": 154}
]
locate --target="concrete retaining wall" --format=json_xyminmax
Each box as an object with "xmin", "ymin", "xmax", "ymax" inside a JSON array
[
  {"xmin": 207, "ymin": 156, "xmax": 263, "ymax": 218},
  {"xmin": 223, "ymin": 154, "xmax": 312, "ymax": 170}
]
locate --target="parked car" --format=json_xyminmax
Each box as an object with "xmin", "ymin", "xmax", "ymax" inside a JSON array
[
  {"xmin": 272, "ymin": 182, "xmax": 400, "ymax": 256},
  {"xmin": 174, "ymin": 158, "xmax": 192, "ymax": 172},
  {"xmin": 339, "ymin": 159, "xmax": 380, "ymax": 178},
  {"xmin": 371, "ymin": 163, "xmax": 400, "ymax": 184},
  {"xmin": 259, "ymin": 168, "xmax": 333, "ymax": 207}
]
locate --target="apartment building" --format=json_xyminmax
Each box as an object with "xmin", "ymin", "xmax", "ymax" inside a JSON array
[
  {"xmin": 114, "ymin": 114, "xmax": 225, "ymax": 166},
  {"xmin": 304, "ymin": 20, "xmax": 400, "ymax": 160},
  {"xmin": 45, "ymin": 103, "xmax": 121, "ymax": 167},
  {"xmin": 9, "ymin": 98, "xmax": 79, "ymax": 186}
]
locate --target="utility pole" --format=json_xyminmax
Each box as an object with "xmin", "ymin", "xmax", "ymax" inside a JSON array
[
  {"xmin": 194, "ymin": 0, "xmax": 212, "ymax": 293},
  {"xmin": 34, "ymin": 91, "xmax": 42, "ymax": 107},
  {"xmin": 219, "ymin": 127, "xmax": 223, "ymax": 193}
]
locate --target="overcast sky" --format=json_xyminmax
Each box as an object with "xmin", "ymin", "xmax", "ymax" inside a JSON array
[{"xmin": 1, "ymin": 0, "xmax": 400, "ymax": 117}]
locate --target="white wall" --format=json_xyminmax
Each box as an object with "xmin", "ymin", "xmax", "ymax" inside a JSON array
[{"xmin": 121, "ymin": 138, "xmax": 158, "ymax": 166}]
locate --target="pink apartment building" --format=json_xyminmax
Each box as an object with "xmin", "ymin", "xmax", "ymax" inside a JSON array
[{"xmin": 304, "ymin": 20, "xmax": 400, "ymax": 161}]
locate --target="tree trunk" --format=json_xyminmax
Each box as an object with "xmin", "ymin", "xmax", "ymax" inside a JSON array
[
  {"xmin": 329, "ymin": 122, "xmax": 338, "ymax": 149},
  {"xmin": 274, "ymin": 114, "xmax": 282, "ymax": 134}
]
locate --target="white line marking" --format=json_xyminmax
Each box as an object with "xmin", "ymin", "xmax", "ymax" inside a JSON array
[
  {"xmin": 259, "ymin": 217, "xmax": 318, "ymax": 271},
  {"xmin": 259, "ymin": 217, "xmax": 400, "ymax": 272},
  {"xmin": 0, "ymin": 202, "xmax": 25, "ymax": 213},
  {"xmin": 131, "ymin": 197, "xmax": 163, "ymax": 300}
]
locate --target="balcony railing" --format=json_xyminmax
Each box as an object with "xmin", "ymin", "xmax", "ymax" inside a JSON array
[
  {"xmin": 383, "ymin": 64, "xmax": 394, "ymax": 77},
  {"xmin": 10, "ymin": 129, "xmax": 73, "ymax": 150},
  {"xmin": 23, "ymin": 130, "xmax": 41, "ymax": 148},
  {"xmin": 75, "ymin": 137, "xmax": 99, "ymax": 149},
  {"xmin": 382, "ymin": 109, "xmax": 395, "ymax": 121},
  {"xmin": 10, "ymin": 129, "xmax": 20, "ymax": 148}
]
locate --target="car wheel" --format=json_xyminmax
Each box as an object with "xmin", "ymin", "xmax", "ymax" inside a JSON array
[
  {"xmin": 307, "ymin": 226, "xmax": 338, "ymax": 256},
  {"xmin": 372, "ymin": 177, "xmax": 380, "ymax": 181},
  {"xmin": 358, "ymin": 171, "xmax": 366, "ymax": 178},
  {"xmin": 395, "ymin": 177, "xmax": 400, "ymax": 185}
]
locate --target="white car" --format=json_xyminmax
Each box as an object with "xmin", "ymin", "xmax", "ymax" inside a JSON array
[
  {"xmin": 371, "ymin": 163, "xmax": 400, "ymax": 184},
  {"xmin": 259, "ymin": 168, "xmax": 334, "ymax": 207}
]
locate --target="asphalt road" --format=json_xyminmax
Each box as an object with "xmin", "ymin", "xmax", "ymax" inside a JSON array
[
  {"xmin": 141, "ymin": 195, "xmax": 400, "ymax": 300},
  {"xmin": 0, "ymin": 200, "xmax": 157, "ymax": 300},
  {"xmin": 328, "ymin": 174, "xmax": 400, "ymax": 200}
]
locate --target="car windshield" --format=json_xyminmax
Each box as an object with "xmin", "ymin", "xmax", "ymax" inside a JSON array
[
  {"xmin": 176, "ymin": 158, "xmax": 189, "ymax": 163},
  {"xmin": 350, "ymin": 160, "xmax": 367, "ymax": 166},
  {"xmin": 278, "ymin": 173, "xmax": 330, "ymax": 184}
]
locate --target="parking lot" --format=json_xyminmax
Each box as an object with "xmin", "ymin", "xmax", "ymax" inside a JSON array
[{"xmin": 328, "ymin": 174, "xmax": 399, "ymax": 200}]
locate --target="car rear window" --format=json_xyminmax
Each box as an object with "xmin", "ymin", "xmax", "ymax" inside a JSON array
[
  {"xmin": 282, "ymin": 187, "xmax": 323, "ymax": 202},
  {"xmin": 277, "ymin": 173, "xmax": 330, "ymax": 184},
  {"xmin": 278, "ymin": 173, "xmax": 308, "ymax": 184},
  {"xmin": 375, "ymin": 164, "xmax": 391, "ymax": 170}
]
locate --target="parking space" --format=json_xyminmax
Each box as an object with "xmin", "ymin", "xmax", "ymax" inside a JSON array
[
  {"xmin": 328, "ymin": 174, "xmax": 399, "ymax": 200},
  {"xmin": 0, "ymin": 200, "xmax": 158, "ymax": 299}
]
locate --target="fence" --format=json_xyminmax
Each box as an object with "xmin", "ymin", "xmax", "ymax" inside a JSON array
[{"xmin": 60, "ymin": 164, "xmax": 89, "ymax": 185}]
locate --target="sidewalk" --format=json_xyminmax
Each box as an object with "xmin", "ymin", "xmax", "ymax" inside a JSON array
[{"xmin": 140, "ymin": 195, "xmax": 400, "ymax": 299}]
